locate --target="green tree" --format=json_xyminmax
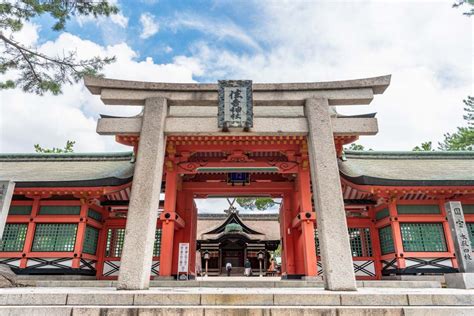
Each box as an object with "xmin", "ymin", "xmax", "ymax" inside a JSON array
[
  {"xmin": 34, "ymin": 140, "xmax": 75, "ymax": 153},
  {"xmin": 438, "ymin": 96, "xmax": 473, "ymax": 151},
  {"xmin": 453, "ymin": 0, "xmax": 474, "ymax": 16},
  {"xmin": 236, "ymin": 197, "xmax": 280, "ymax": 211},
  {"xmin": 413, "ymin": 97, "xmax": 473, "ymax": 151},
  {"xmin": 0, "ymin": 1, "xmax": 118, "ymax": 95},
  {"xmin": 412, "ymin": 141, "xmax": 434, "ymax": 151},
  {"xmin": 347, "ymin": 143, "xmax": 365, "ymax": 151}
]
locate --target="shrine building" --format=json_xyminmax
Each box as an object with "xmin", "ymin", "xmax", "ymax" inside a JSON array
[{"xmin": 0, "ymin": 75, "xmax": 473, "ymax": 291}]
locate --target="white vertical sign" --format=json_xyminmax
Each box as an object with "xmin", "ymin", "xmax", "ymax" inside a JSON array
[
  {"xmin": 0, "ymin": 181, "xmax": 15, "ymax": 239},
  {"xmin": 178, "ymin": 242, "xmax": 189, "ymax": 274}
]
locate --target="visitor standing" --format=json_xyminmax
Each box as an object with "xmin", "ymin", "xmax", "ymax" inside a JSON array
[
  {"xmin": 244, "ymin": 259, "xmax": 252, "ymax": 276},
  {"xmin": 226, "ymin": 262, "xmax": 232, "ymax": 276}
]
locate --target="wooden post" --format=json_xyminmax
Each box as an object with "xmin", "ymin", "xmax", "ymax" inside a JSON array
[
  {"xmin": 297, "ymin": 168, "xmax": 317, "ymax": 277},
  {"xmin": 72, "ymin": 200, "xmax": 89, "ymax": 268},
  {"xmin": 159, "ymin": 170, "xmax": 178, "ymax": 277},
  {"xmin": 388, "ymin": 199, "xmax": 406, "ymax": 270},
  {"xmin": 20, "ymin": 197, "xmax": 40, "ymax": 268}
]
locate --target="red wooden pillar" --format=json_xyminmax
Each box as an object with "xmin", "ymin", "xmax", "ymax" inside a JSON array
[
  {"xmin": 95, "ymin": 216, "xmax": 109, "ymax": 279},
  {"xmin": 291, "ymin": 189, "xmax": 304, "ymax": 275},
  {"xmin": 20, "ymin": 196, "xmax": 40, "ymax": 268},
  {"xmin": 280, "ymin": 192, "xmax": 295, "ymax": 275},
  {"xmin": 171, "ymin": 189, "xmax": 185, "ymax": 275},
  {"xmin": 388, "ymin": 199, "xmax": 406, "ymax": 270},
  {"xmin": 439, "ymin": 199, "xmax": 458, "ymax": 269},
  {"xmin": 159, "ymin": 170, "xmax": 178, "ymax": 276},
  {"xmin": 297, "ymin": 168, "xmax": 317, "ymax": 277},
  {"xmin": 72, "ymin": 199, "xmax": 89, "ymax": 268},
  {"xmin": 187, "ymin": 192, "xmax": 198, "ymax": 276},
  {"xmin": 369, "ymin": 206, "xmax": 383, "ymax": 280},
  {"xmin": 279, "ymin": 194, "xmax": 289, "ymax": 275}
]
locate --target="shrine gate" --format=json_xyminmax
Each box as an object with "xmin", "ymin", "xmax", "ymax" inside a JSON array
[{"xmin": 85, "ymin": 75, "xmax": 391, "ymax": 291}]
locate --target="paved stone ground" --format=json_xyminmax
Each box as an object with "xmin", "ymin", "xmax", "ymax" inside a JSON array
[
  {"xmin": 0, "ymin": 286, "xmax": 473, "ymax": 315},
  {"xmin": 196, "ymin": 276, "xmax": 282, "ymax": 281}
]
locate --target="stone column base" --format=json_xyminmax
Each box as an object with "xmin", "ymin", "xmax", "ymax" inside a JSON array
[
  {"xmin": 445, "ymin": 273, "xmax": 474, "ymax": 289},
  {"xmin": 302, "ymin": 276, "xmax": 323, "ymax": 281}
]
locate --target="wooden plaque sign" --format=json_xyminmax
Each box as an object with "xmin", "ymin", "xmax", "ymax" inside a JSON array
[{"xmin": 218, "ymin": 80, "xmax": 253, "ymax": 130}]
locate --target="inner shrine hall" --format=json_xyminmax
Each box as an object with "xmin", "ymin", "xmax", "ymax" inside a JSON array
[{"xmin": 0, "ymin": 75, "xmax": 473, "ymax": 291}]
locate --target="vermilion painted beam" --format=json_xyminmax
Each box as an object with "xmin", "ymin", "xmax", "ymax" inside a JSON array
[
  {"xmin": 402, "ymin": 252, "xmax": 454, "ymax": 258},
  {"xmin": 176, "ymin": 160, "xmax": 299, "ymax": 174},
  {"xmin": 182, "ymin": 181, "xmax": 293, "ymax": 194},
  {"xmin": 174, "ymin": 143, "xmax": 302, "ymax": 153}
]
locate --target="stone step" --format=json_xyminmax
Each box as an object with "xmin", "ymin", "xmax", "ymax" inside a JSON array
[
  {"xmin": 19, "ymin": 279, "xmax": 442, "ymax": 289},
  {"xmin": 0, "ymin": 305, "xmax": 473, "ymax": 316},
  {"xmin": 0, "ymin": 287, "xmax": 472, "ymax": 306}
]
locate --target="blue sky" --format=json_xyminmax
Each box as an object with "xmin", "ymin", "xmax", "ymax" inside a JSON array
[
  {"xmin": 35, "ymin": 0, "xmax": 263, "ymax": 81},
  {"xmin": 0, "ymin": 0, "xmax": 472, "ymax": 154}
]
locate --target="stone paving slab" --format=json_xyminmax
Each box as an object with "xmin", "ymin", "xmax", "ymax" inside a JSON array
[
  {"xmin": 0, "ymin": 286, "xmax": 472, "ymax": 307},
  {"xmin": 0, "ymin": 305, "xmax": 473, "ymax": 316},
  {"xmin": 22, "ymin": 279, "xmax": 442, "ymax": 288}
]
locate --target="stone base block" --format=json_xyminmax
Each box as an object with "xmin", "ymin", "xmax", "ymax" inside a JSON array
[
  {"xmin": 445, "ymin": 273, "xmax": 474, "ymax": 289},
  {"xmin": 302, "ymin": 276, "xmax": 323, "ymax": 281},
  {"xmin": 1, "ymin": 306, "xmax": 474, "ymax": 316}
]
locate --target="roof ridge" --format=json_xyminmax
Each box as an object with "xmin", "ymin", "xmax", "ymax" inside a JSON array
[
  {"xmin": 344, "ymin": 150, "xmax": 474, "ymax": 159},
  {"xmin": 0, "ymin": 151, "xmax": 133, "ymax": 162}
]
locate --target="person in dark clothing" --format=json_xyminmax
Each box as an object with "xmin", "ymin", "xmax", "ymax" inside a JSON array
[
  {"xmin": 244, "ymin": 259, "xmax": 252, "ymax": 276},
  {"xmin": 226, "ymin": 262, "xmax": 232, "ymax": 276}
]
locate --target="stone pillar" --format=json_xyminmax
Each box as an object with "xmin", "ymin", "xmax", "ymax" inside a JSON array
[
  {"xmin": 117, "ymin": 97, "xmax": 167, "ymax": 290},
  {"xmin": 444, "ymin": 201, "xmax": 474, "ymax": 289},
  {"xmin": 304, "ymin": 98, "xmax": 356, "ymax": 291}
]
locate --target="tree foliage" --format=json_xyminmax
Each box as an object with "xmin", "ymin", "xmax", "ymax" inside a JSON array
[
  {"xmin": 412, "ymin": 141, "xmax": 434, "ymax": 152},
  {"xmin": 413, "ymin": 96, "xmax": 473, "ymax": 151},
  {"xmin": 0, "ymin": 1, "xmax": 118, "ymax": 95},
  {"xmin": 34, "ymin": 140, "xmax": 75, "ymax": 153},
  {"xmin": 453, "ymin": 0, "xmax": 474, "ymax": 16},
  {"xmin": 347, "ymin": 143, "xmax": 365, "ymax": 151},
  {"xmin": 344, "ymin": 143, "xmax": 373, "ymax": 151},
  {"xmin": 235, "ymin": 197, "xmax": 279, "ymax": 211}
]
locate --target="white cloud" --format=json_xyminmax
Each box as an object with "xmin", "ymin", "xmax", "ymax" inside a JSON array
[
  {"xmin": 110, "ymin": 13, "xmax": 129, "ymax": 28},
  {"xmin": 140, "ymin": 13, "xmax": 159, "ymax": 39},
  {"xmin": 77, "ymin": 12, "xmax": 128, "ymax": 29},
  {"xmin": 167, "ymin": 12, "xmax": 261, "ymax": 51},
  {"xmin": 1, "ymin": 3, "xmax": 471, "ymax": 154},
  {"xmin": 181, "ymin": 1, "xmax": 472, "ymax": 150},
  {"xmin": 0, "ymin": 23, "xmax": 196, "ymax": 153}
]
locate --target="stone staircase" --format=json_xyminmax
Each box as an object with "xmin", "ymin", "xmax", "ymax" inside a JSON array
[{"xmin": 0, "ymin": 284, "xmax": 473, "ymax": 315}]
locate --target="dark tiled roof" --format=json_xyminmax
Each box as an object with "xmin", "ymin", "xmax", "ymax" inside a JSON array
[
  {"xmin": 340, "ymin": 151, "xmax": 474, "ymax": 186},
  {"xmin": 0, "ymin": 152, "xmax": 134, "ymax": 187},
  {"xmin": 2, "ymin": 150, "xmax": 473, "ymax": 188}
]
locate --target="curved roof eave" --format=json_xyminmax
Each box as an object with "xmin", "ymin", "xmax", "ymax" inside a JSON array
[
  {"xmin": 341, "ymin": 174, "xmax": 474, "ymax": 187},
  {"xmin": 13, "ymin": 177, "xmax": 133, "ymax": 188}
]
